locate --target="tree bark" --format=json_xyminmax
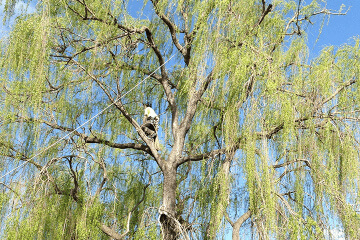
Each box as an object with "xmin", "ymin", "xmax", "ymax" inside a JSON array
[
  {"xmin": 232, "ymin": 210, "xmax": 251, "ymax": 240},
  {"xmin": 160, "ymin": 166, "xmax": 178, "ymax": 240}
]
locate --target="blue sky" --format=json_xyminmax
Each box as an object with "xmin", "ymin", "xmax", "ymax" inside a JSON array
[
  {"xmin": 307, "ymin": 1, "xmax": 360, "ymax": 58},
  {"xmin": 0, "ymin": 0, "xmax": 36, "ymax": 34},
  {"xmin": 0, "ymin": 1, "xmax": 358, "ymax": 239},
  {"xmin": 1, "ymin": 0, "xmax": 359, "ymax": 56}
]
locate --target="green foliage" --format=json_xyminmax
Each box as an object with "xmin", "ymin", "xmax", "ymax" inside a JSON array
[{"xmin": 0, "ymin": 0, "xmax": 360, "ymax": 239}]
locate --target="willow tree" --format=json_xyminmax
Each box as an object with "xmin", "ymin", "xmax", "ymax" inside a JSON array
[{"xmin": 0, "ymin": 0, "xmax": 359, "ymax": 239}]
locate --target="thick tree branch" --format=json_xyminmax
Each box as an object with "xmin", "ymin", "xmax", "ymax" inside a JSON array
[
  {"xmin": 254, "ymin": 3, "xmax": 273, "ymax": 28},
  {"xmin": 141, "ymin": 26, "xmax": 179, "ymax": 136},
  {"xmin": 277, "ymin": 166, "xmax": 308, "ymax": 182},
  {"xmin": 67, "ymin": 2, "xmax": 178, "ymax": 155},
  {"xmin": 180, "ymin": 5, "xmax": 193, "ymax": 65},
  {"xmin": 19, "ymin": 116, "xmax": 153, "ymax": 156},
  {"xmin": 178, "ymin": 148, "xmax": 226, "ymax": 166},
  {"xmin": 229, "ymin": 210, "xmax": 251, "ymax": 240},
  {"xmin": 284, "ymin": 191, "xmax": 314, "ymax": 217},
  {"xmin": 275, "ymin": 192, "xmax": 301, "ymax": 218},
  {"xmin": 273, "ymin": 159, "xmax": 311, "ymax": 169},
  {"xmin": 100, "ymin": 220, "xmax": 130, "ymax": 240},
  {"xmin": 178, "ymin": 139, "xmax": 242, "ymax": 166},
  {"xmin": 113, "ymin": 99, "xmax": 164, "ymax": 169},
  {"xmin": 257, "ymin": 123, "xmax": 285, "ymax": 139},
  {"xmin": 70, "ymin": 59, "xmax": 164, "ymax": 168},
  {"xmin": 68, "ymin": 156, "xmax": 79, "ymax": 202}
]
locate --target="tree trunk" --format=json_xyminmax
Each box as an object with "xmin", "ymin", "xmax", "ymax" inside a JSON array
[{"xmin": 160, "ymin": 166, "xmax": 178, "ymax": 240}]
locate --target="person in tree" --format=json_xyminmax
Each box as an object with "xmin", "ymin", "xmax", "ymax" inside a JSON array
[{"xmin": 141, "ymin": 103, "xmax": 160, "ymax": 150}]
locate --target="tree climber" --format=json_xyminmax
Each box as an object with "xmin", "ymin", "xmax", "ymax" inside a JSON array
[{"xmin": 141, "ymin": 103, "xmax": 160, "ymax": 150}]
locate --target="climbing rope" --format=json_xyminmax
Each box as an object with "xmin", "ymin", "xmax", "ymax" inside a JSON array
[{"xmin": 0, "ymin": 53, "xmax": 177, "ymax": 180}]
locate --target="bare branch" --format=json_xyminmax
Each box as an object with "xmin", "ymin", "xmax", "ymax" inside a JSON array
[
  {"xmin": 277, "ymin": 87, "xmax": 307, "ymax": 98},
  {"xmin": 178, "ymin": 148, "xmax": 226, "ymax": 165},
  {"xmin": 277, "ymin": 166, "xmax": 308, "ymax": 182},
  {"xmin": 69, "ymin": 59, "xmax": 164, "ymax": 167},
  {"xmin": 273, "ymin": 159, "xmax": 311, "ymax": 169},
  {"xmin": 275, "ymin": 192, "xmax": 300, "ymax": 217},
  {"xmin": 100, "ymin": 172, "xmax": 151, "ymax": 239},
  {"xmin": 255, "ymin": 3, "xmax": 273, "ymax": 28},
  {"xmin": 150, "ymin": 0, "xmax": 191, "ymax": 65},
  {"xmin": 69, "ymin": 33, "xmax": 129, "ymax": 59},
  {"xmin": 0, "ymin": 142, "xmax": 42, "ymax": 169},
  {"xmin": 93, "ymin": 160, "xmax": 107, "ymax": 200},
  {"xmin": 66, "ymin": 0, "xmax": 147, "ymax": 34},
  {"xmin": 179, "ymin": 70, "xmax": 214, "ymax": 135},
  {"xmin": 0, "ymin": 182, "xmax": 22, "ymax": 201},
  {"xmin": 321, "ymin": 78, "xmax": 356, "ymax": 106},
  {"xmin": 283, "ymin": 191, "xmax": 314, "ymax": 217},
  {"xmin": 68, "ymin": 156, "xmax": 79, "ymax": 202},
  {"xmin": 17, "ymin": 116, "xmax": 153, "ymax": 156},
  {"xmin": 100, "ymin": 219, "xmax": 130, "ymax": 240},
  {"xmin": 257, "ymin": 78, "xmax": 357, "ymax": 139}
]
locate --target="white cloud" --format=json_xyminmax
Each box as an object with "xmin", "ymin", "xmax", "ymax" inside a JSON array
[
  {"xmin": 330, "ymin": 229, "xmax": 345, "ymax": 240},
  {"xmin": 324, "ymin": 228, "xmax": 346, "ymax": 240}
]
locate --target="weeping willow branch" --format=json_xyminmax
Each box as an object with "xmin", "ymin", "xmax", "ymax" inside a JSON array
[
  {"xmin": 100, "ymin": 171, "xmax": 151, "ymax": 239},
  {"xmin": 150, "ymin": 0, "xmax": 192, "ymax": 65}
]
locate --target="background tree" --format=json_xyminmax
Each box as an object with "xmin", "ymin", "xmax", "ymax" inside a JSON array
[{"xmin": 0, "ymin": 0, "xmax": 359, "ymax": 239}]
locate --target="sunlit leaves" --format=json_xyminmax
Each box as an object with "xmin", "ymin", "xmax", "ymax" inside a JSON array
[{"xmin": 0, "ymin": 0, "xmax": 359, "ymax": 239}]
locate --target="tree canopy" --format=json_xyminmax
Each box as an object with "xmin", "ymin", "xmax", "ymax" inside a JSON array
[{"xmin": 0, "ymin": 0, "xmax": 359, "ymax": 239}]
